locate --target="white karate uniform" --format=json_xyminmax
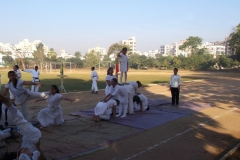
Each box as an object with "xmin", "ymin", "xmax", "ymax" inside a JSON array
[
  {"xmin": 105, "ymin": 75, "xmax": 117, "ymax": 95},
  {"xmin": 119, "ymin": 53, "xmax": 128, "ymax": 84},
  {"xmin": 7, "ymin": 105, "xmax": 41, "ymax": 159},
  {"xmin": 5, "ymin": 79, "xmax": 47, "ymax": 120},
  {"xmin": 111, "ymin": 85, "xmax": 128, "ymax": 117},
  {"xmin": 128, "ymin": 81, "xmax": 138, "ymax": 94},
  {"xmin": 91, "ymin": 70, "xmax": 98, "ymax": 92},
  {"xmin": 9, "ymin": 69, "xmax": 22, "ymax": 99},
  {"xmin": 0, "ymin": 128, "xmax": 11, "ymax": 147},
  {"xmin": 94, "ymin": 100, "xmax": 117, "ymax": 120},
  {"xmin": 37, "ymin": 93, "xmax": 64, "ymax": 127},
  {"xmin": 124, "ymin": 84, "xmax": 135, "ymax": 114},
  {"xmin": 134, "ymin": 94, "xmax": 149, "ymax": 111},
  {"xmin": 23, "ymin": 69, "xmax": 40, "ymax": 92}
]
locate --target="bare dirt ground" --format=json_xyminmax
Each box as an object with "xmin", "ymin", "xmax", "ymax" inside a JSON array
[{"xmin": 1, "ymin": 70, "xmax": 240, "ymax": 160}]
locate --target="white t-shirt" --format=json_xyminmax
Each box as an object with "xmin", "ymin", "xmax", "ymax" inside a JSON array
[
  {"xmin": 91, "ymin": 70, "xmax": 98, "ymax": 80},
  {"xmin": 128, "ymin": 81, "xmax": 138, "ymax": 94},
  {"xmin": 170, "ymin": 74, "xmax": 181, "ymax": 88},
  {"xmin": 5, "ymin": 79, "xmax": 26, "ymax": 96},
  {"xmin": 111, "ymin": 85, "xmax": 128, "ymax": 103},
  {"xmin": 106, "ymin": 99, "xmax": 117, "ymax": 109},
  {"xmin": 15, "ymin": 69, "xmax": 22, "ymax": 79},
  {"xmin": 24, "ymin": 69, "xmax": 40, "ymax": 78},
  {"xmin": 105, "ymin": 75, "xmax": 117, "ymax": 86}
]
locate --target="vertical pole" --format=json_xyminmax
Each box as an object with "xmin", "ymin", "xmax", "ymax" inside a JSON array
[
  {"xmin": 70, "ymin": 62, "xmax": 72, "ymax": 73},
  {"xmin": 99, "ymin": 62, "xmax": 100, "ymax": 74}
]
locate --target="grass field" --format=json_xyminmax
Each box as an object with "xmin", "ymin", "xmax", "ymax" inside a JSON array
[{"xmin": 0, "ymin": 69, "xmax": 204, "ymax": 92}]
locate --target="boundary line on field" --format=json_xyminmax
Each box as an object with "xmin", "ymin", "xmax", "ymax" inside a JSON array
[
  {"xmin": 219, "ymin": 142, "xmax": 240, "ymax": 160},
  {"xmin": 124, "ymin": 107, "xmax": 238, "ymax": 160}
]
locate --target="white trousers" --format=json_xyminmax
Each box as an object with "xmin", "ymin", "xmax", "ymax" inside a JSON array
[
  {"xmin": 117, "ymin": 103, "xmax": 128, "ymax": 117},
  {"xmin": 120, "ymin": 72, "xmax": 127, "ymax": 84},
  {"xmin": 99, "ymin": 109, "xmax": 111, "ymax": 120},
  {"xmin": 15, "ymin": 90, "xmax": 47, "ymax": 120},
  {"xmin": 91, "ymin": 79, "xmax": 98, "ymax": 91},
  {"xmin": 31, "ymin": 78, "xmax": 39, "ymax": 92}
]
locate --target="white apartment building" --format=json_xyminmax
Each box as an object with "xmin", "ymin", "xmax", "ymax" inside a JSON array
[
  {"xmin": 57, "ymin": 50, "xmax": 74, "ymax": 59},
  {"xmin": 88, "ymin": 46, "xmax": 106, "ymax": 55},
  {"xmin": 120, "ymin": 36, "xmax": 136, "ymax": 54},
  {"xmin": 204, "ymin": 45, "xmax": 225, "ymax": 58},
  {"xmin": 0, "ymin": 39, "xmax": 49, "ymax": 59},
  {"xmin": 148, "ymin": 50, "xmax": 159, "ymax": 58}
]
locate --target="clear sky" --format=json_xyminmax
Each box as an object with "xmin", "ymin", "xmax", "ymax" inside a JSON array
[{"xmin": 1, "ymin": 0, "xmax": 240, "ymax": 55}]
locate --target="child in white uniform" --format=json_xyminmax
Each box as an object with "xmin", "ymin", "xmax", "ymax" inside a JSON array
[
  {"xmin": 117, "ymin": 47, "xmax": 128, "ymax": 84},
  {"xmin": 22, "ymin": 66, "xmax": 40, "ymax": 92},
  {"xmin": 36, "ymin": 85, "xmax": 75, "ymax": 128},
  {"xmin": 128, "ymin": 81, "xmax": 142, "ymax": 94},
  {"xmin": 0, "ymin": 95, "xmax": 43, "ymax": 160},
  {"xmin": 103, "ymin": 78, "xmax": 129, "ymax": 118},
  {"xmin": 3, "ymin": 71, "xmax": 47, "ymax": 120},
  {"xmin": 90, "ymin": 67, "xmax": 99, "ymax": 94},
  {"xmin": 133, "ymin": 94, "xmax": 149, "ymax": 112},
  {"xmin": 93, "ymin": 99, "xmax": 119, "ymax": 124},
  {"xmin": 105, "ymin": 67, "xmax": 117, "ymax": 96},
  {"xmin": 124, "ymin": 84, "xmax": 135, "ymax": 114}
]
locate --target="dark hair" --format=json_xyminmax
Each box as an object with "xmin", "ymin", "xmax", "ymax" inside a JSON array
[
  {"xmin": 8, "ymin": 71, "xmax": 18, "ymax": 89},
  {"xmin": 123, "ymin": 47, "xmax": 127, "ymax": 50},
  {"xmin": 51, "ymin": 85, "xmax": 60, "ymax": 93},
  {"xmin": 174, "ymin": 68, "xmax": 178, "ymax": 71},
  {"xmin": 107, "ymin": 67, "xmax": 113, "ymax": 75},
  {"xmin": 136, "ymin": 81, "xmax": 142, "ymax": 87},
  {"xmin": 35, "ymin": 66, "xmax": 38, "ymax": 68},
  {"xmin": 111, "ymin": 78, "xmax": 118, "ymax": 84},
  {"xmin": 14, "ymin": 65, "xmax": 19, "ymax": 69},
  {"xmin": 133, "ymin": 95, "xmax": 141, "ymax": 104},
  {"xmin": 91, "ymin": 67, "xmax": 95, "ymax": 70},
  {"xmin": 115, "ymin": 99, "xmax": 120, "ymax": 106}
]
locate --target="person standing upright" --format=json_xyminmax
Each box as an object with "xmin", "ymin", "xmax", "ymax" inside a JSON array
[
  {"xmin": 117, "ymin": 47, "xmax": 128, "ymax": 84},
  {"xmin": 170, "ymin": 68, "xmax": 181, "ymax": 106},
  {"xmin": 91, "ymin": 67, "xmax": 99, "ymax": 94},
  {"xmin": 22, "ymin": 66, "xmax": 40, "ymax": 92}
]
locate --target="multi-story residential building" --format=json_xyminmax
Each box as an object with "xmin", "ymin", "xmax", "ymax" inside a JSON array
[
  {"xmin": 120, "ymin": 36, "xmax": 136, "ymax": 54},
  {"xmin": 148, "ymin": 50, "xmax": 159, "ymax": 58},
  {"xmin": 88, "ymin": 46, "xmax": 106, "ymax": 55},
  {"xmin": 57, "ymin": 50, "xmax": 74, "ymax": 59}
]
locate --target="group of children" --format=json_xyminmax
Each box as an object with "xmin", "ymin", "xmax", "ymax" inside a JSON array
[
  {"xmin": 0, "ymin": 47, "xmax": 181, "ymax": 159},
  {"xmin": 0, "ymin": 66, "xmax": 74, "ymax": 159}
]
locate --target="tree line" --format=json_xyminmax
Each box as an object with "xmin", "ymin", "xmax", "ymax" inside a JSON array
[{"xmin": 1, "ymin": 22, "xmax": 240, "ymax": 70}]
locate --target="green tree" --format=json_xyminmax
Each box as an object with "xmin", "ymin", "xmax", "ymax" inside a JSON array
[
  {"xmin": 102, "ymin": 54, "xmax": 111, "ymax": 62},
  {"xmin": 107, "ymin": 43, "xmax": 130, "ymax": 56},
  {"xmin": 74, "ymin": 51, "xmax": 81, "ymax": 59},
  {"xmin": 33, "ymin": 43, "xmax": 46, "ymax": 66},
  {"xmin": 66, "ymin": 58, "xmax": 84, "ymax": 68},
  {"xmin": 217, "ymin": 55, "xmax": 234, "ymax": 69},
  {"xmin": 85, "ymin": 50, "xmax": 100, "ymax": 67},
  {"xmin": 47, "ymin": 48, "xmax": 56, "ymax": 58},
  {"xmin": 179, "ymin": 36, "xmax": 203, "ymax": 54},
  {"xmin": 2, "ymin": 55, "xmax": 14, "ymax": 66},
  {"xmin": 228, "ymin": 23, "xmax": 240, "ymax": 61}
]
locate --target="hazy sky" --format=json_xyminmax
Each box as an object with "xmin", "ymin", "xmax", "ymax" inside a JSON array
[{"xmin": 1, "ymin": 0, "xmax": 240, "ymax": 55}]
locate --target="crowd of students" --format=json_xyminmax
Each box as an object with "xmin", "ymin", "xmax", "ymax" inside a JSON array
[{"xmin": 0, "ymin": 47, "xmax": 181, "ymax": 159}]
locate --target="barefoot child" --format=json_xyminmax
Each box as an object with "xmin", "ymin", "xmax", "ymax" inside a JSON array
[
  {"xmin": 2, "ymin": 71, "xmax": 47, "ymax": 120},
  {"xmin": 93, "ymin": 99, "xmax": 119, "ymax": 124},
  {"xmin": 133, "ymin": 94, "xmax": 149, "ymax": 112},
  {"xmin": 90, "ymin": 67, "xmax": 99, "ymax": 94},
  {"xmin": 35, "ymin": 85, "xmax": 75, "ymax": 128},
  {"xmin": 0, "ymin": 95, "xmax": 45, "ymax": 160},
  {"xmin": 117, "ymin": 47, "xmax": 128, "ymax": 84}
]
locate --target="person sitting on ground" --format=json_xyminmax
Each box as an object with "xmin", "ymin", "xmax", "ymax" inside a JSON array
[
  {"xmin": 35, "ymin": 85, "xmax": 75, "ymax": 128},
  {"xmin": 133, "ymin": 94, "xmax": 149, "ymax": 112},
  {"xmin": 0, "ymin": 94, "xmax": 46, "ymax": 160},
  {"xmin": 93, "ymin": 99, "xmax": 120, "ymax": 124}
]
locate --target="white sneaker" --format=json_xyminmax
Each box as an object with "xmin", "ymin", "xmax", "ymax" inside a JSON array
[{"xmin": 121, "ymin": 115, "xmax": 126, "ymax": 118}]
